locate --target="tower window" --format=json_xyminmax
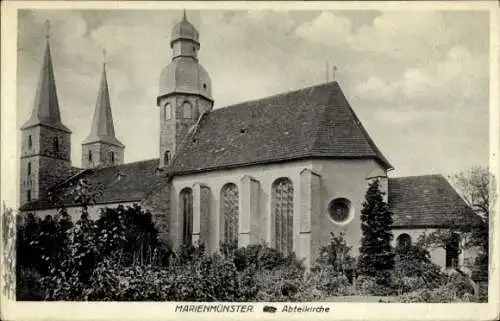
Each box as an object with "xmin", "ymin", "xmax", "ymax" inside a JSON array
[
  {"xmin": 164, "ymin": 150, "xmax": 171, "ymax": 165},
  {"xmin": 53, "ymin": 137, "xmax": 59, "ymax": 153},
  {"xmin": 110, "ymin": 151, "xmax": 115, "ymax": 164},
  {"xmin": 164, "ymin": 103, "xmax": 171, "ymax": 120},
  {"xmin": 182, "ymin": 101, "xmax": 192, "ymax": 119},
  {"xmin": 28, "ymin": 135, "xmax": 32, "ymax": 149},
  {"xmin": 27, "ymin": 162, "xmax": 31, "ymax": 176},
  {"xmin": 88, "ymin": 150, "xmax": 92, "ymax": 162},
  {"xmin": 27, "ymin": 190, "xmax": 31, "ymax": 202}
]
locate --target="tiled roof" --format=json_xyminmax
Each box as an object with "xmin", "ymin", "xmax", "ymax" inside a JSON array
[
  {"xmin": 389, "ymin": 175, "xmax": 482, "ymax": 228},
  {"xmin": 20, "ymin": 159, "xmax": 162, "ymax": 211},
  {"xmin": 171, "ymin": 81, "xmax": 392, "ymax": 174}
]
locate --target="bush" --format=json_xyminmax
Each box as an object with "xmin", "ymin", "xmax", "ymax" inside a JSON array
[
  {"xmin": 398, "ymin": 273, "xmax": 476, "ymax": 303},
  {"xmin": 311, "ymin": 266, "xmax": 353, "ymax": 296}
]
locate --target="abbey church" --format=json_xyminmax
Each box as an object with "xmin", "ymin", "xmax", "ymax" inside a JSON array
[{"xmin": 19, "ymin": 12, "xmax": 481, "ymax": 269}]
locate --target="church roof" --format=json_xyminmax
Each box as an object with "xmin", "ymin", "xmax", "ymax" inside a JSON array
[
  {"xmin": 171, "ymin": 81, "xmax": 393, "ymax": 174},
  {"xmin": 21, "ymin": 39, "xmax": 71, "ymax": 133},
  {"xmin": 20, "ymin": 159, "xmax": 162, "ymax": 211},
  {"xmin": 82, "ymin": 64, "xmax": 124, "ymax": 148},
  {"xmin": 388, "ymin": 174, "xmax": 483, "ymax": 228}
]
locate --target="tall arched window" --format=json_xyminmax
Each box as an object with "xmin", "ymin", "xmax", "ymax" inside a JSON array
[
  {"xmin": 27, "ymin": 162, "xmax": 31, "ymax": 176},
  {"xmin": 88, "ymin": 150, "xmax": 92, "ymax": 162},
  {"xmin": 272, "ymin": 177, "xmax": 294, "ymax": 256},
  {"xmin": 221, "ymin": 183, "xmax": 239, "ymax": 245},
  {"xmin": 110, "ymin": 151, "xmax": 115, "ymax": 164},
  {"xmin": 180, "ymin": 188, "xmax": 193, "ymax": 246},
  {"xmin": 182, "ymin": 101, "xmax": 192, "ymax": 119},
  {"xmin": 28, "ymin": 135, "xmax": 33, "ymax": 149}
]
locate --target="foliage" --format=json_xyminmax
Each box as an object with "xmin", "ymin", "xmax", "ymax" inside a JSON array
[
  {"xmin": 357, "ymin": 179, "xmax": 395, "ymax": 282},
  {"xmin": 313, "ymin": 232, "xmax": 355, "ymax": 275}
]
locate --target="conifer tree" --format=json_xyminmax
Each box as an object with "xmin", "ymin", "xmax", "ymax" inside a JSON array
[{"xmin": 357, "ymin": 179, "xmax": 395, "ymax": 282}]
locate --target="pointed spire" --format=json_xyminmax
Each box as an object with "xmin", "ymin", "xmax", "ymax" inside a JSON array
[
  {"xmin": 183, "ymin": 9, "xmax": 187, "ymax": 21},
  {"xmin": 82, "ymin": 59, "xmax": 124, "ymax": 148},
  {"xmin": 21, "ymin": 21, "xmax": 70, "ymax": 133}
]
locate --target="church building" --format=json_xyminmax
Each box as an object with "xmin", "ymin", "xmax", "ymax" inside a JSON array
[{"xmin": 19, "ymin": 12, "xmax": 481, "ymax": 270}]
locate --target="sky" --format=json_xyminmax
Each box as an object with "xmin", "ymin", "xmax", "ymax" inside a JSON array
[{"xmin": 16, "ymin": 8, "xmax": 491, "ymax": 179}]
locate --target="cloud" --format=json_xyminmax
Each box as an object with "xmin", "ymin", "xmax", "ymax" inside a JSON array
[{"xmin": 16, "ymin": 9, "xmax": 490, "ymax": 179}]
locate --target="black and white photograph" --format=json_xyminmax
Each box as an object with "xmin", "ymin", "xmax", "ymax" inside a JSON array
[{"xmin": 1, "ymin": 1, "xmax": 498, "ymax": 320}]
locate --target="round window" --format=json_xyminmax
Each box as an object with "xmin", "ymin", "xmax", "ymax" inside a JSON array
[{"xmin": 328, "ymin": 198, "xmax": 352, "ymax": 223}]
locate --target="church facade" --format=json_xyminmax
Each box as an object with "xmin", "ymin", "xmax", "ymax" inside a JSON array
[{"xmin": 20, "ymin": 13, "xmax": 481, "ymax": 270}]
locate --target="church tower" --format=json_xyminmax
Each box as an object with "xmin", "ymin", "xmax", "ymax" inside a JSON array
[
  {"xmin": 157, "ymin": 11, "xmax": 213, "ymax": 168},
  {"xmin": 20, "ymin": 30, "xmax": 72, "ymax": 206},
  {"xmin": 81, "ymin": 61, "xmax": 124, "ymax": 169}
]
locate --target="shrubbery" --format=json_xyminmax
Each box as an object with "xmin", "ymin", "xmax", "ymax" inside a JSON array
[{"xmin": 15, "ymin": 201, "xmax": 483, "ymax": 302}]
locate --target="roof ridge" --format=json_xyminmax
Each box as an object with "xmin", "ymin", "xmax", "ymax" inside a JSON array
[
  {"xmin": 390, "ymin": 174, "xmax": 445, "ymax": 180},
  {"xmin": 212, "ymin": 81, "xmax": 339, "ymax": 114}
]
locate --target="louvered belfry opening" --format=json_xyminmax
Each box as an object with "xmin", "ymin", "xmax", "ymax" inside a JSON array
[
  {"xmin": 221, "ymin": 183, "xmax": 239, "ymax": 245},
  {"xmin": 272, "ymin": 177, "xmax": 294, "ymax": 256},
  {"xmin": 180, "ymin": 188, "xmax": 193, "ymax": 246}
]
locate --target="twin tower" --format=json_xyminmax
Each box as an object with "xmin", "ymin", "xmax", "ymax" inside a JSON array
[{"xmin": 19, "ymin": 12, "xmax": 213, "ymax": 206}]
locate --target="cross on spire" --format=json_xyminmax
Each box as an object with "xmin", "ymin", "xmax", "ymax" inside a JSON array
[
  {"xmin": 45, "ymin": 20, "xmax": 51, "ymax": 39},
  {"xmin": 102, "ymin": 48, "xmax": 107, "ymax": 66}
]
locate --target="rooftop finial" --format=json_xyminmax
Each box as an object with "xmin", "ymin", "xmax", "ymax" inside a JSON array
[
  {"xmin": 183, "ymin": 9, "xmax": 187, "ymax": 21},
  {"xmin": 45, "ymin": 19, "xmax": 51, "ymax": 39},
  {"xmin": 102, "ymin": 47, "xmax": 107, "ymax": 67}
]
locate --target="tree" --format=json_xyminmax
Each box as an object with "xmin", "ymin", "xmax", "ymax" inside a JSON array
[
  {"xmin": 357, "ymin": 179, "xmax": 395, "ymax": 282},
  {"xmin": 452, "ymin": 167, "xmax": 493, "ymax": 254}
]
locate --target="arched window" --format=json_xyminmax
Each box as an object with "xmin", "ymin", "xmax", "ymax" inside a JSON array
[
  {"xmin": 28, "ymin": 135, "xmax": 32, "ymax": 149},
  {"xmin": 53, "ymin": 137, "xmax": 59, "ymax": 153},
  {"xmin": 272, "ymin": 177, "xmax": 294, "ymax": 256},
  {"xmin": 27, "ymin": 162, "xmax": 31, "ymax": 176},
  {"xmin": 110, "ymin": 151, "xmax": 115, "ymax": 164},
  {"xmin": 27, "ymin": 190, "xmax": 31, "ymax": 202},
  {"xmin": 88, "ymin": 150, "xmax": 92, "ymax": 162},
  {"xmin": 164, "ymin": 150, "xmax": 171, "ymax": 165},
  {"xmin": 182, "ymin": 101, "xmax": 192, "ymax": 119},
  {"xmin": 446, "ymin": 233, "xmax": 461, "ymax": 268},
  {"xmin": 164, "ymin": 103, "xmax": 171, "ymax": 120},
  {"xmin": 221, "ymin": 183, "xmax": 239, "ymax": 245},
  {"xmin": 396, "ymin": 233, "xmax": 412, "ymax": 251},
  {"xmin": 180, "ymin": 188, "xmax": 193, "ymax": 246}
]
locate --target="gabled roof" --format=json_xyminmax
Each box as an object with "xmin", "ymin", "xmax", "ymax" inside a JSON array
[
  {"xmin": 21, "ymin": 39, "xmax": 71, "ymax": 133},
  {"xmin": 171, "ymin": 81, "xmax": 392, "ymax": 174},
  {"xmin": 20, "ymin": 159, "xmax": 162, "ymax": 211},
  {"xmin": 389, "ymin": 174, "xmax": 483, "ymax": 228},
  {"xmin": 82, "ymin": 64, "xmax": 124, "ymax": 148}
]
